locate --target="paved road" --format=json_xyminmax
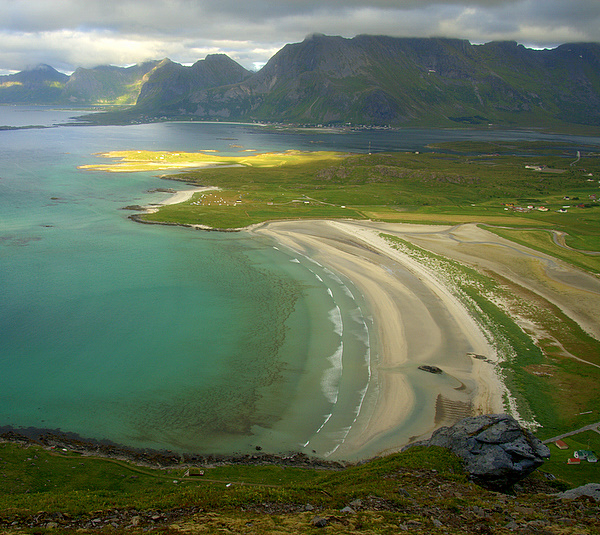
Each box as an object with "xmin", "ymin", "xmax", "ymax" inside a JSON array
[{"xmin": 542, "ymin": 421, "xmax": 600, "ymax": 444}]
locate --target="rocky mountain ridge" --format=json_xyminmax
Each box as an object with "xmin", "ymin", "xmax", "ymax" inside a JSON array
[
  {"xmin": 3, "ymin": 34, "xmax": 600, "ymax": 129},
  {"xmin": 176, "ymin": 34, "xmax": 600, "ymax": 128}
]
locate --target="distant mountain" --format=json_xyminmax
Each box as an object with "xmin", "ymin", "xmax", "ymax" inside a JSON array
[
  {"xmin": 62, "ymin": 62, "xmax": 160, "ymax": 104},
  {"xmin": 134, "ymin": 55, "xmax": 252, "ymax": 113},
  {"xmin": 134, "ymin": 34, "xmax": 600, "ymax": 129},
  {"xmin": 4, "ymin": 35, "xmax": 600, "ymax": 129},
  {"xmin": 0, "ymin": 64, "xmax": 68, "ymax": 103},
  {"xmin": 0, "ymin": 55, "xmax": 251, "ymax": 110},
  {"xmin": 0, "ymin": 61, "xmax": 160, "ymax": 105}
]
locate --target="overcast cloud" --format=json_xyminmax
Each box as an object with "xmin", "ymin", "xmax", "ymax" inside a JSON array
[{"xmin": 1, "ymin": 0, "xmax": 599, "ymax": 74}]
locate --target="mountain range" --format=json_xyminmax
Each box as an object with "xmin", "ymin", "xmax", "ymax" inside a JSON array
[{"xmin": 3, "ymin": 34, "xmax": 600, "ymax": 129}]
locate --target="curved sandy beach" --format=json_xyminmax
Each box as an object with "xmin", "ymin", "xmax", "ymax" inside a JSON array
[{"xmin": 251, "ymin": 219, "xmax": 600, "ymax": 459}]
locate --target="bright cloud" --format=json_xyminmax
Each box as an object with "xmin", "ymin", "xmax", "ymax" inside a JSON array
[{"xmin": 1, "ymin": 0, "xmax": 599, "ymax": 71}]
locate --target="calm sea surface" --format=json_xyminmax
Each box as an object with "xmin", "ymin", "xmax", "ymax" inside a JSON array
[{"xmin": 2, "ymin": 106, "xmax": 599, "ymax": 458}]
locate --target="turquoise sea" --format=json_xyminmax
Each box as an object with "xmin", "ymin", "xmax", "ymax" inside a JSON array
[{"xmin": 2, "ymin": 106, "xmax": 599, "ymax": 459}]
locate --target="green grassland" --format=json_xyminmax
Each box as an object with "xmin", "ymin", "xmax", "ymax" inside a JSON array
[
  {"xmin": 3, "ymin": 439, "xmax": 596, "ymax": 534},
  {"xmin": 98, "ymin": 146, "xmax": 600, "ymax": 259},
  {"xmin": 544, "ymin": 432, "xmax": 600, "ymax": 488}
]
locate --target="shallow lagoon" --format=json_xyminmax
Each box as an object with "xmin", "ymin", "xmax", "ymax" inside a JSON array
[{"xmin": 2, "ymin": 107, "xmax": 599, "ymax": 458}]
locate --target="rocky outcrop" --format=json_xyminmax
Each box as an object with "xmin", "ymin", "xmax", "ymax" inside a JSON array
[
  {"xmin": 405, "ymin": 414, "xmax": 550, "ymax": 490},
  {"xmin": 558, "ymin": 483, "xmax": 600, "ymax": 502}
]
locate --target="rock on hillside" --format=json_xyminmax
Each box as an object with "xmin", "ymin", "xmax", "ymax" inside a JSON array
[{"xmin": 405, "ymin": 414, "xmax": 550, "ymax": 490}]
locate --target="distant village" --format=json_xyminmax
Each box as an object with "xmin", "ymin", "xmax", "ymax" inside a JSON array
[{"xmin": 502, "ymin": 165, "xmax": 598, "ymax": 213}]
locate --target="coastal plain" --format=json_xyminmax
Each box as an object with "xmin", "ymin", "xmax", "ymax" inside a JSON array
[{"xmin": 84, "ymin": 143, "xmax": 600, "ymax": 457}]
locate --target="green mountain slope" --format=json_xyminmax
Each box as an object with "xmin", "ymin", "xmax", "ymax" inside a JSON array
[
  {"xmin": 134, "ymin": 54, "xmax": 253, "ymax": 113},
  {"xmin": 4, "ymin": 35, "xmax": 600, "ymax": 129},
  {"xmin": 0, "ymin": 64, "xmax": 68, "ymax": 104},
  {"xmin": 62, "ymin": 61, "xmax": 160, "ymax": 104},
  {"xmin": 145, "ymin": 35, "xmax": 600, "ymax": 129}
]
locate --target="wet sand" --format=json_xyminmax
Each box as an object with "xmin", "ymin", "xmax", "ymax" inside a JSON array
[{"xmin": 251, "ymin": 220, "xmax": 504, "ymax": 459}]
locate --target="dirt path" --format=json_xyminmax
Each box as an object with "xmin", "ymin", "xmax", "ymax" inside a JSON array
[{"xmin": 542, "ymin": 422, "xmax": 600, "ymax": 444}]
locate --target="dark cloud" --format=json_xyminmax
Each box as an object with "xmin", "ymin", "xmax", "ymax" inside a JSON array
[{"xmin": 1, "ymin": 0, "xmax": 599, "ymax": 71}]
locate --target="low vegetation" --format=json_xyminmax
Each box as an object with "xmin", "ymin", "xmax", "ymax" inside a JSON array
[
  {"xmin": 381, "ymin": 235, "xmax": 600, "ymax": 439},
  {"xmin": 83, "ymin": 144, "xmax": 600, "ymax": 263},
  {"xmin": 1, "ymin": 438, "xmax": 598, "ymax": 534}
]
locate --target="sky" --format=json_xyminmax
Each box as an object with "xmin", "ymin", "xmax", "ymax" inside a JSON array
[{"xmin": 2, "ymin": 0, "xmax": 600, "ymax": 74}]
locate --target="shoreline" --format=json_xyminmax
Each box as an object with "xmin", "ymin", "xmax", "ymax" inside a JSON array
[
  {"xmin": 125, "ymin": 208, "xmax": 600, "ymax": 459},
  {"xmin": 0, "ymin": 218, "xmax": 506, "ymax": 464},
  {"xmin": 0, "ymin": 427, "xmax": 344, "ymax": 470},
  {"xmin": 7, "ymin": 215, "xmax": 595, "ymax": 462},
  {"xmin": 250, "ymin": 220, "xmax": 504, "ymax": 459},
  {"xmin": 144, "ymin": 185, "xmax": 219, "ymax": 213}
]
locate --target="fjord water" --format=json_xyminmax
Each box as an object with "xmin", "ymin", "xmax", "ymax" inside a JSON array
[{"xmin": 2, "ymin": 107, "xmax": 600, "ymax": 458}]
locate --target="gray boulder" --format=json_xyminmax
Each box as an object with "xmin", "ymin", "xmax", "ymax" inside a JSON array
[
  {"xmin": 407, "ymin": 414, "xmax": 550, "ymax": 490},
  {"xmin": 558, "ymin": 483, "xmax": 600, "ymax": 502}
]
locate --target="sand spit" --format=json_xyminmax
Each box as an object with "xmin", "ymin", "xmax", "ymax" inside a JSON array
[
  {"xmin": 251, "ymin": 220, "xmax": 504, "ymax": 459},
  {"xmin": 356, "ymin": 221, "xmax": 600, "ymax": 341}
]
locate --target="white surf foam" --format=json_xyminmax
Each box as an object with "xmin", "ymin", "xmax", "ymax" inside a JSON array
[
  {"xmin": 321, "ymin": 342, "xmax": 343, "ymax": 404},
  {"xmin": 329, "ymin": 306, "xmax": 343, "ymax": 337}
]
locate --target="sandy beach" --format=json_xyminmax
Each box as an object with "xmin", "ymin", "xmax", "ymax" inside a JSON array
[
  {"xmin": 251, "ymin": 219, "xmax": 600, "ymax": 459},
  {"xmin": 144, "ymin": 186, "xmax": 218, "ymax": 213}
]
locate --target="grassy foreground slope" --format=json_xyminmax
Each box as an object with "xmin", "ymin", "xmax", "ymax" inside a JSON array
[{"xmin": 1, "ymin": 438, "xmax": 599, "ymax": 534}]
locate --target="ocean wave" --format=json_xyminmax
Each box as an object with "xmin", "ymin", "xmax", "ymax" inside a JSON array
[
  {"xmin": 329, "ymin": 306, "xmax": 343, "ymax": 336},
  {"xmin": 323, "ymin": 267, "xmax": 344, "ymax": 285},
  {"xmin": 315, "ymin": 412, "xmax": 333, "ymax": 434},
  {"xmin": 343, "ymin": 286, "xmax": 355, "ymax": 300},
  {"xmin": 321, "ymin": 343, "xmax": 343, "ymax": 404}
]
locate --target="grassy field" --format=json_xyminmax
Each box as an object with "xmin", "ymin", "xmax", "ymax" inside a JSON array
[
  {"xmin": 83, "ymin": 146, "xmax": 600, "ymax": 256},
  {"xmin": 2, "ymin": 439, "xmax": 593, "ymax": 534},
  {"xmin": 544, "ymin": 432, "xmax": 600, "ymax": 488}
]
